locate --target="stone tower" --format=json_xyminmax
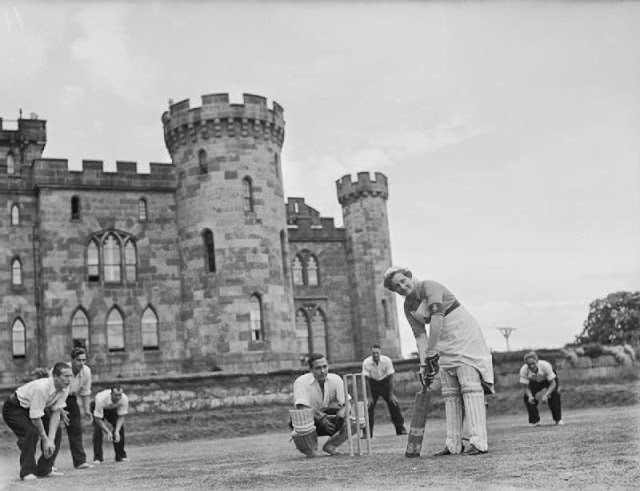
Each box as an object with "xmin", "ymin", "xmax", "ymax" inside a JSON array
[
  {"xmin": 336, "ymin": 172, "xmax": 401, "ymax": 359},
  {"xmin": 162, "ymin": 93, "xmax": 296, "ymax": 371}
]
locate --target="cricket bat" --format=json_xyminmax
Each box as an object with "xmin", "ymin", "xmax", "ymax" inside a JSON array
[{"xmin": 404, "ymin": 376, "xmax": 430, "ymax": 458}]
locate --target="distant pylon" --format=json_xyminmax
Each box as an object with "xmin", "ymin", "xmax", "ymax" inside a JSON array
[{"xmin": 496, "ymin": 327, "xmax": 516, "ymax": 351}]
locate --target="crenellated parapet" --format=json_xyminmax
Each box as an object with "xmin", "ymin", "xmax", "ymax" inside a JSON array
[
  {"xmin": 286, "ymin": 198, "xmax": 345, "ymax": 242},
  {"xmin": 31, "ymin": 159, "xmax": 176, "ymax": 191},
  {"xmin": 0, "ymin": 117, "xmax": 47, "ymax": 147},
  {"xmin": 336, "ymin": 172, "xmax": 389, "ymax": 206},
  {"xmin": 161, "ymin": 93, "xmax": 285, "ymax": 155}
]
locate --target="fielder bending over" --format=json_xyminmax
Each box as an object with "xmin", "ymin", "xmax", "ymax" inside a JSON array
[
  {"xmin": 383, "ymin": 266, "xmax": 495, "ymax": 456},
  {"xmin": 290, "ymin": 353, "xmax": 357, "ymax": 457}
]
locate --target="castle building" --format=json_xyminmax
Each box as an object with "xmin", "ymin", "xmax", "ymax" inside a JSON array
[{"xmin": 0, "ymin": 93, "xmax": 400, "ymax": 383}]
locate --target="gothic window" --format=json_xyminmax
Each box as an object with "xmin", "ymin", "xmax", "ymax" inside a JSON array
[
  {"xmin": 307, "ymin": 255, "xmax": 319, "ymax": 286},
  {"xmin": 103, "ymin": 234, "xmax": 121, "ymax": 282},
  {"xmin": 138, "ymin": 198, "xmax": 148, "ymax": 221},
  {"xmin": 107, "ymin": 308, "xmax": 125, "ymax": 351},
  {"xmin": 71, "ymin": 196, "xmax": 81, "ymax": 220},
  {"xmin": 280, "ymin": 230, "xmax": 288, "ymax": 277},
  {"xmin": 7, "ymin": 152, "xmax": 15, "ymax": 175},
  {"xmin": 141, "ymin": 307, "xmax": 159, "ymax": 350},
  {"xmin": 124, "ymin": 240, "xmax": 137, "ymax": 281},
  {"xmin": 11, "ymin": 258, "xmax": 22, "ymax": 286},
  {"xmin": 12, "ymin": 318, "xmax": 26, "ymax": 358},
  {"xmin": 87, "ymin": 240, "xmax": 100, "ymax": 282},
  {"xmin": 382, "ymin": 299, "xmax": 390, "ymax": 327},
  {"xmin": 11, "ymin": 204, "xmax": 19, "ymax": 225},
  {"xmin": 292, "ymin": 255, "xmax": 303, "ymax": 285},
  {"xmin": 311, "ymin": 308, "xmax": 328, "ymax": 357},
  {"xmin": 295, "ymin": 309, "xmax": 311, "ymax": 358},
  {"xmin": 203, "ymin": 229, "xmax": 216, "ymax": 273},
  {"xmin": 71, "ymin": 308, "xmax": 90, "ymax": 349},
  {"xmin": 242, "ymin": 177, "xmax": 253, "ymax": 212},
  {"xmin": 198, "ymin": 149, "xmax": 208, "ymax": 175},
  {"xmin": 86, "ymin": 231, "xmax": 138, "ymax": 285},
  {"xmin": 249, "ymin": 294, "xmax": 263, "ymax": 341}
]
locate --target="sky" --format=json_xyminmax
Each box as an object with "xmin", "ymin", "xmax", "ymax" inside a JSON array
[{"xmin": 1, "ymin": 1, "xmax": 638, "ymax": 357}]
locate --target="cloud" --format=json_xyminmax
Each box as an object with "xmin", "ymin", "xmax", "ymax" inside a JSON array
[
  {"xmin": 70, "ymin": 5, "xmax": 154, "ymax": 102},
  {"xmin": 374, "ymin": 115, "xmax": 490, "ymax": 158}
]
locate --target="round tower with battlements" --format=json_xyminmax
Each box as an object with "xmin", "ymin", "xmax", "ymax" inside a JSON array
[
  {"xmin": 337, "ymin": 172, "xmax": 401, "ymax": 359},
  {"xmin": 162, "ymin": 93, "xmax": 296, "ymax": 372}
]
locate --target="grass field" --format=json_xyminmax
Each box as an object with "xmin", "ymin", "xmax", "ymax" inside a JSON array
[{"xmin": 1, "ymin": 405, "xmax": 638, "ymax": 490}]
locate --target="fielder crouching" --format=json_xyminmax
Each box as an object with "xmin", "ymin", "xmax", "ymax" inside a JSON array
[{"xmin": 290, "ymin": 353, "xmax": 357, "ymax": 457}]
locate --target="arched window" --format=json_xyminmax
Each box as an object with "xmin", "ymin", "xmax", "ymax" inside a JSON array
[
  {"xmin": 203, "ymin": 229, "xmax": 216, "ymax": 273},
  {"xmin": 87, "ymin": 239, "xmax": 100, "ymax": 282},
  {"xmin": 7, "ymin": 152, "xmax": 15, "ymax": 175},
  {"xmin": 138, "ymin": 198, "xmax": 148, "ymax": 221},
  {"xmin": 274, "ymin": 153, "xmax": 279, "ymax": 179},
  {"xmin": 71, "ymin": 196, "xmax": 81, "ymax": 220},
  {"xmin": 103, "ymin": 234, "xmax": 121, "ymax": 282},
  {"xmin": 295, "ymin": 309, "xmax": 311, "ymax": 359},
  {"xmin": 311, "ymin": 308, "xmax": 327, "ymax": 356},
  {"xmin": 71, "ymin": 308, "xmax": 90, "ymax": 349},
  {"xmin": 107, "ymin": 308, "xmax": 124, "ymax": 351},
  {"xmin": 141, "ymin": 307, "xmax": 159, "ymax": 350},
  {"xmin": 11, "ymin": 204, "xmax": 19, "ymax": 225},
  {"xmin": 11, "ymin": 258, "xmax": 22, "ymax": 286},
  {"xmin": 292, "ymin": 255, "xmax": 303, "ymax": 285},
  {"xmin": 124, "ymin": 240, "xmax": 137, "ymax": 281},
  {"xmin": 307, "ymin": 255, "xmax": 319, "ymax": 286},
  {"xmin": 12, "ymin": 318, "xmax": 26, "ymax": 357},
  {"xmin": 280, "ymin": 230, "xmax": 288, "ymax": 277},
  {"xmin": 198, "ymin": 149, "xmax": 208, "ymax": 175},
  {"xmin": 242, "ymin": 177, "xmax": 253, "ymax": 212},
  {"xmin": 249, "ymin": 294, "xmax": 263, "ymax": 341},
  {"xmin": 382, "ymin": 299, "xmax": 390, "ymax": 327}
]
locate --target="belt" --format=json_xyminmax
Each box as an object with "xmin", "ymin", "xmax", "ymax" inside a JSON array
[{"xmin": 444, "ymin": 300, "xmax": 461, "ymax": 316}]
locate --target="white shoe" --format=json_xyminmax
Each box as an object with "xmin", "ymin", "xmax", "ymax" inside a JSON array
[
  {"xmin": 556, "ymin": 420, "xmax": 565, "ymax": 426},
  {"xmin": 76, "ymin": 462, "xmax": 94, "ymax": 469},
  {"xmin": 46, "ymin": 470, "xmax": 64, "ymax": 477},
  {"xmin": 22, "ymin": 474, "xmax": 37, "ymax": 481},
  {"xmin": 51, "ymin": 466, "xmax": 58, "ymax": 472},
  {"xmin": 118, "ymin": 457, "xmax": 129, "ymax": 462},
  {"xmin": 530, "ymin": 422, "xmax": 540, "ymax": 427},
  {"xmin": 93, "ymin": 460, "xmax": 102, "ymax": 465}
]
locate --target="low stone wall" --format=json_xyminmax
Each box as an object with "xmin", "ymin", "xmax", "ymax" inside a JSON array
[{"xmin": 0, "ymin": 356, "xmax": 635, "ymax": 414}]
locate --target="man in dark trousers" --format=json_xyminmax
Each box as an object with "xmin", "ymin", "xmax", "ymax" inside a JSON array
[
  {"xmin": 52, "ymin": 347, "xmax": 94, "ymax": 470},
  {"xmin": 91, "ymin": 385, "xmax": 129, "ymax": 463},
  {"xmin": 519, "ymin": 351, "xmax": 564, "ymax": 426},
  {"xmin": 362, "ymin": 344, "xmax": 407, "ymax": 437},
  {"xmin": 2, "ymin": 362, "xmax": 73, "ymax": 481}
]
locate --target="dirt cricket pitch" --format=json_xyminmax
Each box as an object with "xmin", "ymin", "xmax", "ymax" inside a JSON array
[{"xmin": 1, "ymin": 405, "xmax": 638, "ymax": 490}]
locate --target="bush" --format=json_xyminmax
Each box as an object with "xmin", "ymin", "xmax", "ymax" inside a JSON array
[{"xmin": 582, "ymin": 343, "xmax": 604, "ymax": 358}]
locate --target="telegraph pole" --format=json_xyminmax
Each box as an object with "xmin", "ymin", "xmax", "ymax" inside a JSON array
[{"xmin": 496, "ymin": 327, "xmax": 516, "ymax": 351}]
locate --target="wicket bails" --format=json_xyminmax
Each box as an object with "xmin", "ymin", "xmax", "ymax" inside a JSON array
[{"xmin": 342, "ymin": 373, "xmax": 372, "ymax": 456}]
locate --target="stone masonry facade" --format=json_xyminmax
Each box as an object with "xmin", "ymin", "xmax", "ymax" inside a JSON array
[{"xmin": 0, "ymin": 93, "xmax": 400, "ymax": 384}]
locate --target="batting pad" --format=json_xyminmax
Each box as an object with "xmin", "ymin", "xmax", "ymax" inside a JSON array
[
  {"xmin": 292, "ymin": 429, "xmax": 318, "ymax": 457},
  {"xmin": 290, "ymin": 409, "xmax": 315, "ymax": 434},
  {"xmin": 463, "ymin": 391, "xmax": 488, "ymax": 452}
]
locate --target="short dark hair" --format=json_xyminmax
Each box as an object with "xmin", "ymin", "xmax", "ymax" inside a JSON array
[
  {"xmin": 110, "ymin": 384, "xmax": 123, "ymax": 392},
  {"xmin": 383, "ymin": 266, "xmax": 413, "ymax": 290},
  {"xmin": 52, "ymin": 362, "xmax": 70, "ymax": 376},
  {"xmin": 71, "ymin": 347, "xmax": 87, "ymax": 359},
  {"xmin": 371, "ymin": 344, "xmax": 381, "ymax": 350},
  {"xmin": 307, "ymin": 353, "xmax": 326, "ymax": 369}
]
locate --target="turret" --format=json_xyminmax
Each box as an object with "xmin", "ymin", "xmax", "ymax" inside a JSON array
[
  {"xmin": 162, "ymin": 93, "xmax": 296, "ymax": 372},
  {"xmin": 0, "ymin": 114, "xmax": 46, "ymax": 179},
  {"xmin": 337, "ymin": 172, "xmax": 401, "ymax": 359}
]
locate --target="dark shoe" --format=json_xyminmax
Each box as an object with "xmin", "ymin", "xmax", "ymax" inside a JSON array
[
  {"xmin": 462, "ymin": 444, "xmax": 486, "ymax": 456},
  {"xmin": 396, "ymin": 426, "xmax": 407, "ymax": 436},
  {"xmin": 433, "ymin": 447, "xmax": 455, "ymax": 456}
]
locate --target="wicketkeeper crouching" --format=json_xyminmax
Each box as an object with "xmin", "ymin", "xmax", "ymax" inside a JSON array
[{"xmin": 290, "ymin": 353, "xmax": 357, "ymax": 458}]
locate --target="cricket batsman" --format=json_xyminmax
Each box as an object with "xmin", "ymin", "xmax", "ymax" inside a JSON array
[{"xmin": 383, "ymin": 266, "xmax": 495, "ymax": 456}]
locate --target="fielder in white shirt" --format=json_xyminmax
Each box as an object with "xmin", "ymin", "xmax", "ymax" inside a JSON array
[{"xmin": 362, "ymin": 344, "xmax": 406, "ymax": 437}]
